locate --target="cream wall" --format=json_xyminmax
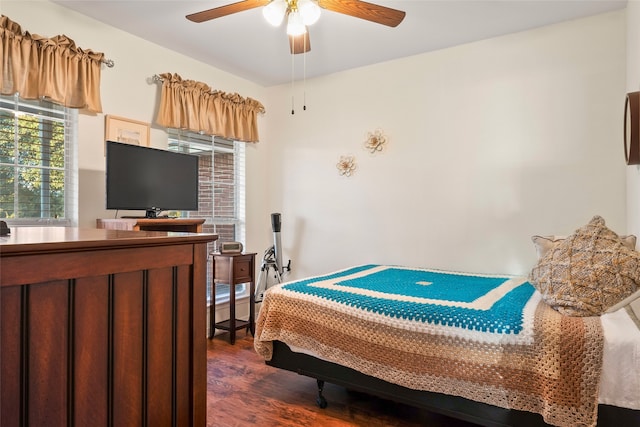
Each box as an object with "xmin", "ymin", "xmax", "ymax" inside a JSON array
[
  {"xmin": 627, "ymin": 2, "xmax": 640, "ymax": 238},
  {"xmin": 264, "ymin": 11, "xmax": 627, "ymax": 279},
  {"xmin": 3, "ymin": 0, "xmax": 272, "ymax": 258},
  {"xmin": 3, "ymin": 3, "xmax": 628, "ymax": 281}
]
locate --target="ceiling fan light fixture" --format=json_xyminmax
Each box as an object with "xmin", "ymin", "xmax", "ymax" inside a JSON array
[
  {"xmin": 298, "ymin": 0, "xmax": 321, "ymax": 26},
  {"xmin": 286, "ymin": 11, "xmax": 306, "ymax": 36},
  {"xmin": 263, "ymin": 0, "xmax": 287, "ymax": 26}
]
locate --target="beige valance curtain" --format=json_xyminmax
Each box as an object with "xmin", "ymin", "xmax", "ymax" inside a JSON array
[
  {"xmin": 155, "ymin": 73, "xmax": 265, "ymax": 143},
  {"xmin": 0, "ymin": 15, "xmax": 104, "ymax": 112}
]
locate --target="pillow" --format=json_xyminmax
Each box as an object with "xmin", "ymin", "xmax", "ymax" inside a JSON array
[
  {"xmin": 531, "ymin": 234, "xmax": 637, "ymax": 260},
  {"xmin": 529, "ymin": 215, "xmax": 640, "ymax": 317}
]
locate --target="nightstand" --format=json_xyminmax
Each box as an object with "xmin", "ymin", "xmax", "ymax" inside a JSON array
[{"xmin": 209, "ymin": 252, "xmax": 257, "ymax": 344}]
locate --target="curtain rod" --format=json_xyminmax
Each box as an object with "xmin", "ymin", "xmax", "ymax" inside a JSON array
[{"xmin": 102, "ymin": 58, "xmax": 115, "ymax": 68}]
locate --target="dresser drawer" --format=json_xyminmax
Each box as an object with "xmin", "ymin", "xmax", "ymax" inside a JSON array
[
  {"xmin": 233, "ymin": 257, "xmax": 253, "ymax": 283},
  {"xmin": 213, "ymin": 253, "xmax": 255, "ymax": 284}
]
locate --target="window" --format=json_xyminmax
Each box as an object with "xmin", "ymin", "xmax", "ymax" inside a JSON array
[
  {"xmin": 0, "ymin": 94, "xmax": 78, "ymax": 226},
  {"xmin": 167, "ymin": 129, "xmax": 246, "ymax": 304}
]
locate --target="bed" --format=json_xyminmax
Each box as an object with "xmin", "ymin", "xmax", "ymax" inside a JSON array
[{"xmin": 254, "ymin": 263, "xmax": 640, "ymax": 427}]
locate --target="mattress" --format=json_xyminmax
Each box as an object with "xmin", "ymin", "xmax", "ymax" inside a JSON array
[{"xmin": 599, "ymin": 297, "xmax": 640, "ymax": 409}]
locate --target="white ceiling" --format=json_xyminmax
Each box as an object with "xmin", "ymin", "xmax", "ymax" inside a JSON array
[{"xmin": 50, "ymin": 0, "xmax": 626, "ymax": 87}]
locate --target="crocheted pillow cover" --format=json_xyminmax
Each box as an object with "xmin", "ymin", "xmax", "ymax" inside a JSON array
[
  {"xmin": 529, "ymin": 216, "xmax": 640, "ymax": 316},
  {"xmin": 531, "ymin": 234, "xmax": 636, "ymax": 260}
]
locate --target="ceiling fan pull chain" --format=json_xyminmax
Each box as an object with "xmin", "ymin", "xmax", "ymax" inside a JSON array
[
  {"xmin": 291, "ymin": 49, "xmax": 295, "ymax": 115},
  {"xmin": 303, "ymin": 33, "xmax": 307, "ymax": 111},
  {"xmin": 303, "ymin": 29, "xmax": 307, "ymax": 111}
]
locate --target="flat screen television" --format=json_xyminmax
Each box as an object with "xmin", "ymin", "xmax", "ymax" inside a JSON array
[{"xmin": 106, "ymin": 140, "xmax": 199, "ymax": 218}]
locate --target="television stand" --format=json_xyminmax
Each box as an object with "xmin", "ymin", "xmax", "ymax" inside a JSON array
[
  {"xmin": 96, "ymin": 218, "xmax": 205, "ymax": 233},
  {"xmin": 121, "ymin": 215, "xmax": 174, "ymax": 219}
]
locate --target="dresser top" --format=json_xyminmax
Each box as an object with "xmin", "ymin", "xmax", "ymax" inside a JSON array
[{"xmin": 0, "ymin": 227, "xmax": 217, "ymax": 256}]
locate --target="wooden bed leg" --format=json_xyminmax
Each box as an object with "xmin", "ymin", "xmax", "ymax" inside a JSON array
[{"xmin": 316, "ymin": 379, "xmax": 328, "ymax": 408}]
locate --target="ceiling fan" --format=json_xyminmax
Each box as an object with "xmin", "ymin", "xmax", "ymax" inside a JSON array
[{"xmin": 186, "ymin": 0, "xmax": 406, "ymax": 55}]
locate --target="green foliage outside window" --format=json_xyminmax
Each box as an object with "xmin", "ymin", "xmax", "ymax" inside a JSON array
[{"xmin": 0, "ymin": 100, "xmax": 66, "ymax": 220}]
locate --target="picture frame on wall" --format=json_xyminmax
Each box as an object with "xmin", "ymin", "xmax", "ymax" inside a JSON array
[{"xmin": 105, "ymin": 115, "xmax": 150, "ymax": 147}]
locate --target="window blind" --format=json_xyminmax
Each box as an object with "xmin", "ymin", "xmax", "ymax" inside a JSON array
[
  {"xmin": 0, "ymin": 94, "xmax": 77, "ymax": 225},
  {"xmin": 167, "ymin": 129, "xmax": 247, "ymax": 304}
]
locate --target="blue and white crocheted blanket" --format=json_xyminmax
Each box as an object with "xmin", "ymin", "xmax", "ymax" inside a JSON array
[
  {"xmin": 256, "ymin": 264, "xmax": 604, "ymax": 427},
  {"xmin": 283, "ymin": 264, "xmax": 536, "ymax": 338}
]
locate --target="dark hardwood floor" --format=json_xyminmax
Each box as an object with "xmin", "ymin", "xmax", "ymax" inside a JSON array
[{"xmin": 206, "ymin": 332, "xmax": 479, "ymax": 427}]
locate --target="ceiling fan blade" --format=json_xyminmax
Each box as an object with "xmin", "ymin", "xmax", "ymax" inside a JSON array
[
  {"xmin": 186, "ymin": 0, "xmax": 270, "ymax": 23},
  {"xmin": 317, "ymin": 0, "xmax": 405, "ymax": 27},
  {"xmin": 289, "ymin": 31, "xmax": 311, "ymax": 55}
]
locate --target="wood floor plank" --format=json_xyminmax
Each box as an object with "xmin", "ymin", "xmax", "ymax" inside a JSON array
[{"xmin": 207, "ymin": 333, "xmax": 477, "ymax": 426}]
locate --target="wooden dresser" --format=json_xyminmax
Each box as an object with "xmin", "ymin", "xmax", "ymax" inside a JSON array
[{"xmin": 0, "ymin": 227, "xmax": 217, "ymax": 426}]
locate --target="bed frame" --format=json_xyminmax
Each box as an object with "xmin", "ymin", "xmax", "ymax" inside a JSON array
[{"xmin": 267, "ymin": 340, "xmax": 640, "ymax": 427}]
